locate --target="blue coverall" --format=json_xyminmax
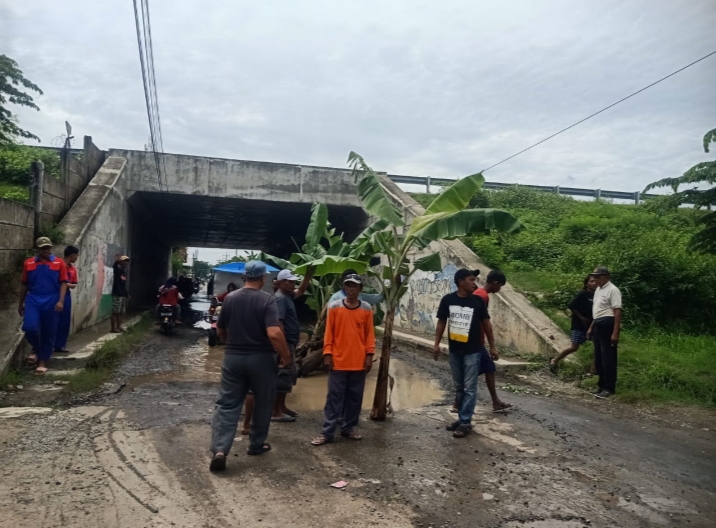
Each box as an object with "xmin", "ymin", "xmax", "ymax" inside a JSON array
[{"xmin": 21, "ymin": 255, "xmax": 67, "ymax": 361}]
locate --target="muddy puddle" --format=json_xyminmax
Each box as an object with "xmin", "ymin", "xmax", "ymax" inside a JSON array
[{"xmin": 127, "ymin": 340, "xmax": 444, "ymax": 411}]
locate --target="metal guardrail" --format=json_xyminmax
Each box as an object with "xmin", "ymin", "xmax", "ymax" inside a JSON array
[{"xmin": 388, "ymin": 174, "xmax": 656, "ymax": 204}]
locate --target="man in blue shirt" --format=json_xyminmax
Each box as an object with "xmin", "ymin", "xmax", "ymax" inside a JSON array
[{"xmin": 18, "ymin": 237, "xmax": 69, "ymax": 375}]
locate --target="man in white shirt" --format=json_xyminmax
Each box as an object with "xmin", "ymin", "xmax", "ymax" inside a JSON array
[{"xmin": 586, "ymin": 267, "xmax": 622, "ymax": 399}]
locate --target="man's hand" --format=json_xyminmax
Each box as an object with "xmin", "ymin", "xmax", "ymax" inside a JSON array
[
  {"xmin": 611, "ymin": 333, "xmax": 619, "ymax": 345},
  {"xmin": 432, "ymin": 344, "xmax": 441, "ymax": 361},
  {"xmin": 324, "ymin": 354, "xmax": 333, "ymax": 370},
  {"xmin": 489, "ymin": 348, "xmax": 499, "ymax": 361},
  {"xmin": 364, "ymin": 355, "xmax": 373, "ymax": 373},
  {"xmin": 17, "ymin": 305, "xmax": 24, "ymax": 317},
  {"xmin": 279, "ymin": 354, "xmax": 292, "ymax": 368},
  {"xmin": 54, "ymin": 301, "xmax": 64, "ymax": 312},
  {"xmin": 586, "ymin": 329, "xmax": 592, "ymax": 340}
]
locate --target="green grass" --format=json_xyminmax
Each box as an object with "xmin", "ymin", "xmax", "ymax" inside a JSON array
[
  {"xmin": 63, "ymin": 315, "xmax": 153, "ymax": 394},
  {"xmin": 0, "ymin": 182, "xmax": 29, "ymax": 203}
]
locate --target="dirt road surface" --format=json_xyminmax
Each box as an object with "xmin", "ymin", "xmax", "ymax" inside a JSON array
[{"xmin": 1, "ymin": 325, "xmax": 714, "ymax": 528}]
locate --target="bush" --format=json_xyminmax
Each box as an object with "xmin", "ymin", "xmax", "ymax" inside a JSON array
[{"xmin": 0, "ymin": 145, "xmax": 61, "ymax": 185}]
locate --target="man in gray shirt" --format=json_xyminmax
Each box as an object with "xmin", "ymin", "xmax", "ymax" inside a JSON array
[{"xmin": 209, "ymin": 261, "xmax": 290, "ymax": 472}]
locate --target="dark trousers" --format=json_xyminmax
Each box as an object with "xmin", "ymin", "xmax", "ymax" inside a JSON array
[
  {"xmin": 322, "ymin": 370, "xmax": 366, "ymax": 438},
  {"xmin": 593, "ymin": 318, "xmax": 618, "ymax": 393},
  {"xmin": 54, "ymin": 293, "xmax": 72, "ymax": 351},
  {"xmin": 211, "ymin": 352, "xmax": 277, "ymax": 455}
]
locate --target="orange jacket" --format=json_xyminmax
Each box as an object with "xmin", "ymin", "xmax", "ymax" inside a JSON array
[{"xmin": 323, "ymin": 299, "xmax": 375, "ymax": 371}]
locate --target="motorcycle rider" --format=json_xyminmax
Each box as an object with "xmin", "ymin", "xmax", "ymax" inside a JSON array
[{"xmin": 157, "ymin": 277, "xmax": 182, "ymax": 324}]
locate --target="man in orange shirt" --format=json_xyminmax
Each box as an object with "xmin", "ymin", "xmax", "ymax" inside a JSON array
[
  {"xmin": 311, "ymin": 274, "xmax": 375, "ymax": 445},
  {"xmin": 470, "ymin": 270, "xmax": 512, "ymax": 413}
]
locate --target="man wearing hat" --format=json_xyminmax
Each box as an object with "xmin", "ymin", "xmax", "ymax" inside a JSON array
[
  {"xmin": 586, "ymin": 267, "xmax": 622, "ymax": 399},
  {"xmin": 210, "ymin": 261, "xmax": 291, "ymax": 471},
  {"xmin": 18, "ymin": 237, "xmax": 69, "ymax": 375}
]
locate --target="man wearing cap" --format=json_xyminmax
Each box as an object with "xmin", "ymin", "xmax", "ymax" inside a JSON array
[
  {"xmin": 432, "ymin": 269, "xmax": 493, "ymax": 438},
  {"xmin": 18, "ymin": 237, "xmax": 69, "ymax": 375},
  {"xmin": 54, "ymin": 246, "xmax": 80, "ymax": 353},
  {"xmin": 329, "ymin": 268, "xmax": 384, "ymax": 305},
  {"xmin": 587, "ymin": 267, "xmax": 622, "ymax": 399},
  {"xmin": 210, "ymin": 260, "xmax": 291, "ymax": 472},
  {"xmin": 311, "ymin": 273, "xmax": 375, "ymax": 445},
  {"xmin": 111, "ymin": 255, "xmax": 130, "ymax": 333}
]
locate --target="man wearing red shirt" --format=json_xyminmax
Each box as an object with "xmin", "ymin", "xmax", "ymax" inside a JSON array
[
  {"xmin": 18, "ymin": 237, "xmax": 69, "ymax": 375},
  {"xmin": 54, "ymin": 246, "xmax": 79, "ymax": 353},
  {"xmin": 453, "ymin": 270, "xmax": 512, "ymax": 413},
  {"xmin": 157, "ymin": 277, "xmax": 183, "ymax": 324}
]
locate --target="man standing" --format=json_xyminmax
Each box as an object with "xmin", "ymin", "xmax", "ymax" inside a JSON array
[
  {"xmin": 587, "ymin": 267, "xmax": 622, "ymax": 399},
  {"xmin": 472, "ymin": 270, "xmax": 512, "ymax": 413},
  {"xmin": 311, "ymin": 274, "xmax": 375, "ymax": 445},
  {"xmin": 432, "ymin": 269, "xmax": 492, "ymax": 438},
  {"xmin": 111, "ymin": 255, "xmax": 130, "ymax": 333},
  {"xmin": 210, "ymin": 261, "xmax": 291, "ymax": 472},
  {"xmin": 18, "ymin": 237, "xmax": 68, "ymax": 375},
  {"xmin": 271, "ymin": 268, "xmax": 313, "ymax": 422},
  {"xmin": 54, "ymin": 245, "xmax": 79, "ymax": 353}
]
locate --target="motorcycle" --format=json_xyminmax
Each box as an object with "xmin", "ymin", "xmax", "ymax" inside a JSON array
[
  {"xmin": 158, "ymin": 304, "xmax": 175, "ymax": 335},
  {"xmin": 207, "ymin": 302, "xmax": 222, "ymax": 346}
]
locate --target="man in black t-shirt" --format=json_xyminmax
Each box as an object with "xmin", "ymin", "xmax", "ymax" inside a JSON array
[
  {"xmin": 432, "ymin": 268, "xmax": 495, "ymax": 438},
  {"xmin": 550, "ymin": 275, "xmax": 597, "ymax": 372},
  {"xmin": 111, "ymin": 255, "xmax": 130, "ymax": 333}
]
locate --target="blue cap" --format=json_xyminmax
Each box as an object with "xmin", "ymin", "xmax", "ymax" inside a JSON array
[{"xmin": 244, "ymin": 260, "xmax": 267, "ymax": 278}]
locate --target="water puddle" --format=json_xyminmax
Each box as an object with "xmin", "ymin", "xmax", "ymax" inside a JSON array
[{"xmin": 127, "ymin": 341, "xmax": 444, "ymax": 410}]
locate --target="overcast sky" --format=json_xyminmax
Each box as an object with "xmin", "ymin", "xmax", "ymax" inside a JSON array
[{"xmin": 3, "ymin": 0, "xmax": 715, "ymax": 197}]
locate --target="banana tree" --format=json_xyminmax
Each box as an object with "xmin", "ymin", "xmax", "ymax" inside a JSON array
[{"xmin": 347, "ymin": 152, "xmax": 523, "ymax": 421}]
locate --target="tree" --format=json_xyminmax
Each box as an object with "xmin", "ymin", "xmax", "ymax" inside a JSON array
[
  {"xmin": 644, "ymin": 128, "xmax": 716, "ymax": 254},
  {"xmin": 345, "ymin": 152, "xmax": 523, "ymax": 421},
  {"xmin": 192, "ymin": 260, "xmax": 212, "ymax": 282},
  {"xmin": 0, "ymin": 55, "xmax": 42, "ymax": 145}
]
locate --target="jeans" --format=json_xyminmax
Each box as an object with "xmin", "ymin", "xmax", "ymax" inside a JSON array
[
  {"xmin": 211, "ymin": 352, "xmax": 277, "ymax": 455},
  {"xmin": 449, "ymin": 351, "xmax": 480, "ymax": 424},
  {"xmin": 322, "ymin": 370, "xmax": 367, "ymax": 438},
  {"xmin": 593, "ymin": 317, "xmax": 618, "ymax": 393}
]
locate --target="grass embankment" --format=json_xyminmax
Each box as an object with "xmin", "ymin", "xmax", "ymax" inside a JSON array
[
  {"xmin": 412, "ymin": 188, "xmax": 716, "ymax": 407},
  {"xmin": 63, "ymin": 316, "xmax": 154, "ymax": 393},
  {"xmin": 0, "ymin": 182, "xmax": 29, "ymax": 203}
]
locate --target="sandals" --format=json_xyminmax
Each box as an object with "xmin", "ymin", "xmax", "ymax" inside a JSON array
[
  {"xmin": 311, "ymin": 435, "xmax": 333, "ymax": 446},
  {"xmin": 25, "ymin": 355, "xmax": 38, "ymax": 367},
  {"xmin": 247, "ymin": 443, "xmax": 272, "ymax": 456},
  {"xmin": 34, "ymin": 366, "xmax": 48, "ymax": 376},
  {"xmin": 341, "ymin": 430, "xmax": 362, "ymax": 441},
  {"xmin": 492, "ymin": 402, "xmax": 513, "ymax": 413},
  {"xmin": 209, "ymin": 453, "xmax": 226, "ymax": 472},
  {"xmin": 452, "ymin": 424, "xmax": 471, "ymax": 438},
  {"xmin": 271, "ymin": 414, "xmax": 296, "ymax": 423},
  {"xmin": 284, "ymin": 409, "xmax": 299, "ymax": 418}
]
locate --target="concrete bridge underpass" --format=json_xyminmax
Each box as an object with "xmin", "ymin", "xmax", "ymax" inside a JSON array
[{"xmin": 58, "ymin": 149, "xmax": 569, "ymax": 358}]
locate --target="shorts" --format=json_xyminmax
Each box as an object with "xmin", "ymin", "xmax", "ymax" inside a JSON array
[
  {"xmin": 478, "ymin": 348, "xmax": 496, "ymax": 376},
  {"xmin": 571, "ymin": 329, "xmax": 587, "ymax": 346},
  {"xmin": 276, "ymin": 342, "xmax": 298, "ymax": 394},
  {"xmin": 112, "ymin": 296, "xmax": 127, "ymax": 315}
]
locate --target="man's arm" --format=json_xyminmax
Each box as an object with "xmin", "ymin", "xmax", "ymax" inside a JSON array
[
  {"xmin": 481, "ymin": 319, "xmax": 498, "ymax": 360},
  {"xmin": 359, "ymin": 291, "xmax": 384, "ymax": 305},
  {"xmin": 364, "ymin": 312, "xmax": 376, "ymax": 373},
  {"xmin": 612, "ymin": 308, "xmax": 622, "ymax": 344},
  {"xmin": 56, "ymin": 283, "xmax": 68, "ymax": 311},
  {"xmin": 294, "ymin": 268, "xmax": 315, "ymax": 298},
  {"xmin": 432, "ymin": 319, "xmax": 447, "ymax": 360},
  {"xmin": 267, "ymin": 326, "xmax": 290, "ymax": 366},
  {"xmin": 323, "ymin": 305, "xmax": 334, "ymax": 369},
  {"xmin": 586, "ymin": 320, "xmax": 595, "ymax": 339}
]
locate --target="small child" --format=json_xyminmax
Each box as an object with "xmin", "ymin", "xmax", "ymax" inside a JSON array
[{"xmin": 311, "ymin": 274, "xmax": 375, "ymax": 445}]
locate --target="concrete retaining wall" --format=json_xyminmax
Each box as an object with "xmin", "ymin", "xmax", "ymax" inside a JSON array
[
  {"xmin": 379, "ymin": 176, "xmax": 570, "ymax": 357},
  {"xmin": 58, "ymin": 156, "xmax": 130, "ymax": 332}
]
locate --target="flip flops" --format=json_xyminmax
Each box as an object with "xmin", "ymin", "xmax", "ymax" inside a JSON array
[{"xmin": 247, "ymin": 443, "xmax": 272, "ymax": 456}]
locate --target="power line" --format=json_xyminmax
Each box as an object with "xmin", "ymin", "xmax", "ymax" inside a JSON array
[
  {"xmin": 480, "ymin": 49, "xmax": 716, "ymax": 173},
  {"xmin": 133, "ymin": 0, "xmax": 167, "ymax": 192}
]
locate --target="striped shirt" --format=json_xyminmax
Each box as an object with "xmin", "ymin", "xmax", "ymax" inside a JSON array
[{"xmin": 323, "ymin": 299, "xmax": 376, "ymax": 371}]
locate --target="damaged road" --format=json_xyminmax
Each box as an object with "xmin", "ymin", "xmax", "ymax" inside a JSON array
[{"xmin": 0, "ymin": 324, "xmax": 714, "ymax": 528}]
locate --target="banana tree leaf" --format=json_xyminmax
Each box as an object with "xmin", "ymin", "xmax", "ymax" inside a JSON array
[
  {"xmin": 349, "ymin": 218, "xmax": 389, "ymax": 250},
  {"xmin": 411, "ymin": 208, "xmax": 523, "ymax": 242},
  {"xmin": 260, "ymin": 252, "xmax": 293, "ymax": 270},
  {"xmin": 289, "ymin": 252, "xmax": 315, "ymax": 265},
  {"xmin": 413, "ymin": 252, "xmax": 442, "ymax": 272},
  {"xmin": 348, "ymin": 152, "xmax": 405, "ymax": 227},
  {"xmin": 292, "ymin": 255, "xmax": 367, "ymax": 276},
  {"xmin": 305, "ymin": 203, "xmax": 329, "ymax": 250},
  {"xmin": 423, "ymin": 172, "xmax": 485, "ymax": 215},
  {"xmin": 370, "ymin": 230, "xmax": 395, "ymax": 256},
  {"xmin": 373, "ymin": 302, "xmax": 385, "ymax": 326}
]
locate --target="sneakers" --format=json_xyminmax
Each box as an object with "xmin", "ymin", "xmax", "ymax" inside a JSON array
[{"xmin": 593, "ymin": 390, "xmax": 613, "ymax": 399}]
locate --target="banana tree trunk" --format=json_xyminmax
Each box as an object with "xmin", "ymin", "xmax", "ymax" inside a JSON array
[{"xmin": 370, "ymin": 305, "xmax": 395, "ymax": 421}]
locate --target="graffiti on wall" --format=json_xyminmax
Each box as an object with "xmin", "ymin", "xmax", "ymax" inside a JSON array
[{"xmin": 396, "ymin": 263, "xmax": 458, "ymax": 334}]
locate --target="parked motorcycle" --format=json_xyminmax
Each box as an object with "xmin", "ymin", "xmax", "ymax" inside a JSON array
[{"xmin": 158, "ymin": 304, "xmax": 176, "ymax": 335}]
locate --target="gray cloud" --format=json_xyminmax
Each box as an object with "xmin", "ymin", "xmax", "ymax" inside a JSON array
[{"xmin": 3, "ymin": 0, "xmax": 715, "ymax": 192}]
